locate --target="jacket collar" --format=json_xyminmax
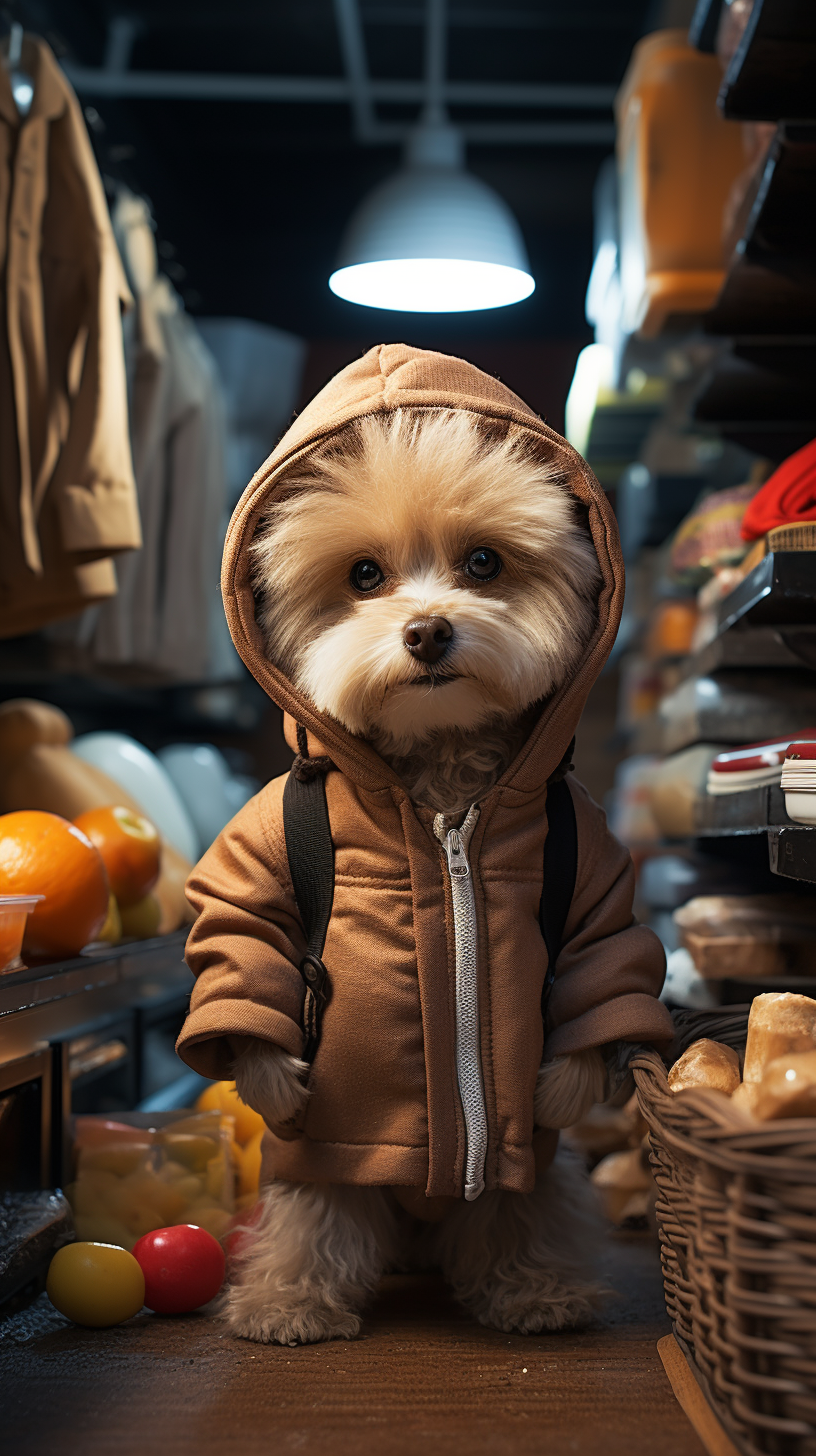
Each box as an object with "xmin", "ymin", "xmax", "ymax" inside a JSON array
[{"xmin": 0, "ymin": 34, "xmax": 71, "ymax": 129}]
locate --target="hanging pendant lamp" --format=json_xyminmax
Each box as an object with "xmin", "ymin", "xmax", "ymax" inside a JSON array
[{"xmin": 329, "ymin": 119, "xmax": 535, "ymax": 313}]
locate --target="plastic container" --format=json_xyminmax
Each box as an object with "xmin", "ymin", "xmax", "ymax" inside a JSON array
[
  {"xmin": 66, "ymin": 1109, "xmax": 236, "ymax": 1251},
  {"xmin": 0, "ymin": 894, "xmax": 43, "ymax": 973},
  {"xmin": 616, "ymin": 30, "xmax": 745, "ymax": 337}
]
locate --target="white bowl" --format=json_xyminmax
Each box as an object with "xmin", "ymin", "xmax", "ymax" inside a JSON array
[
  {"xmin": 158, "ymin": 744, "xmax": 253, "ymax": 852},
  {"xmin": 784, "ymin": 788, "xmax": 816, "ymax": 826},
  {"xmin": 71, "ymin": 733, "xmax": 199, "ymax": 860}
]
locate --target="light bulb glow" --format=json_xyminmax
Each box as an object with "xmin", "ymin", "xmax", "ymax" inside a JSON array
[
  {"xmin": 564, "ymin": 343, "xmax": 614, "ymax": 457},
  {"xmin": 329, "ymin": 258, "xmax": 535, "ymax": 314}
]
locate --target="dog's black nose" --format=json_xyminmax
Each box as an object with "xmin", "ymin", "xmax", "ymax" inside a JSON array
[{"xmin": 403, "ymin": 616, "xmax": 453, "ymax": 665}]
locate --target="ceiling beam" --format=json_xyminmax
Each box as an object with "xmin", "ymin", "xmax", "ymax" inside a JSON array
[{"xmin": 63, "ymin": 66, "xmax": 615, "ymax": 110}]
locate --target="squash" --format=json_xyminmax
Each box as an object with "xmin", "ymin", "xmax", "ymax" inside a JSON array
[{"xmin": 0, "ymin": 699, "xmax": 73, "ymax": 763}]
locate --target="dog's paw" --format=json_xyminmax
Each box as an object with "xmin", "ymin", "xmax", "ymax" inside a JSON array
[
  {"xmin": 232, "ymin": 1039, "xmax": 309, "ymax": 1131},
  {"xmin": 473, "ymin": 1283, "xmax": 599, "ymax": 1335},
  {"xmin": 230, "ymin": 1304, "xmax": 361, "ymax": 1345}
]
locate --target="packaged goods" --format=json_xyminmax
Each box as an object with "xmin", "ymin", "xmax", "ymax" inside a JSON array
[
  {"xmin": 674, "ymin": 897, "xmax": 816, "ymax": 979},
  {"xmin": 66, "ymin": 1110, "xmax": 235, "ymax": 1250},
  {"xmin": 781, "ymin": 744, "xmax": 816, "ymax": 825},
  {"xmin": 708, "ymin": 733, "xmax": 816, "ymax": 795}
]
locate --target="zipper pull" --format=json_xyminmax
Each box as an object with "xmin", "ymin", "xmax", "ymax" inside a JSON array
[{"xmin": 443, "ymin": 828, "xmax": 470, "ymax": 878}]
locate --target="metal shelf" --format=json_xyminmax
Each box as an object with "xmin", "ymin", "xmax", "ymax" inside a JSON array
[
  {"xmin": 770, "ymin": 826, "xmax": 816, "ymax": 884},
  {"xmin": 718, "ymin": 0, "xmax": 816, "ymax": 122},
  {"xmin": 0, "ymin": 930, "xmax": 188, "ymax": 1022},
  {"xmin": 695, "ymin": 783, "xmax": 792, "ymax": 837}
]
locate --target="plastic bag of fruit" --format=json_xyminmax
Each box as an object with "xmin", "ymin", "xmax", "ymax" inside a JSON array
[{"xmin": 66, "ymin": 1109, "xmax": 235, "ymax": 1250}]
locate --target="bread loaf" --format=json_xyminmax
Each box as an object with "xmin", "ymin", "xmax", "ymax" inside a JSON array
[
  {"xmin": 753, "ymin": 1051, "xmax": 816, "ymax": 1120},
  {"xmin": 590, "ymin": 1147, "xmax": 652, "ymax": 1225},
  {"xmin": 743, "ymin": 992, "xmax": 816, "ymax": 1084},
  {"xmin": 730, "ymin": 1081, "xmax": 760, "ymax": 1116},
  {"xmin": 668, "ymin": 1038, "xmax": 740, "ymax": 1094}
]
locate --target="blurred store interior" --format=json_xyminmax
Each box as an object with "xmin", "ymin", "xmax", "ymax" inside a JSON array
[{"xmin": 3, "ymin": 0, "xmax": 816, "ymax": 1446}]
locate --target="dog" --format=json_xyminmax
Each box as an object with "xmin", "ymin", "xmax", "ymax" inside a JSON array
[{"xmin": 220, "ymin": 407, "xmax": 612, "ymax": 1344}]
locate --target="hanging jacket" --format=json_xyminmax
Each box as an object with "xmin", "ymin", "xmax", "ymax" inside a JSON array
[
  {"xmin": 0, "ymin": 35, "xmax": 140, "ymax": 636},
  {"xmin": 90, "ymin": 191, "xmax": 227, "ymax": 680},
  {"xmin": 176, "ymin": 344, "xmax": 672, "ymax": 1199}
]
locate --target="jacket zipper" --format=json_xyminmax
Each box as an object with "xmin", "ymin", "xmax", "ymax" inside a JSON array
[{"xmin": 434, "ymin": 803, "xmax": 487, "ymax": 1201}]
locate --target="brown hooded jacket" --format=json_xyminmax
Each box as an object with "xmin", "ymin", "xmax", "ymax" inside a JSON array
[{"xmin": 176, "ymin": 344, "xmax": 672, "ymax": 1199}]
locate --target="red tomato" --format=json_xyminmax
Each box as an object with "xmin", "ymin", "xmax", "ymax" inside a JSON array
[{"xmin": 131, "ymin": 1224, "xmax": 225, "ymax": 1314}]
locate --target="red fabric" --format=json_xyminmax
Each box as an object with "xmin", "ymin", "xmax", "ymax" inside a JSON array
[{"xmin": 741, "ymin": 437, "xmax": 816, "ymax": 540}]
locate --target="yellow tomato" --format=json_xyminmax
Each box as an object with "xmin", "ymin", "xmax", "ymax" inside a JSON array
[{"xmin": 46, "ymin": 1242, "xmax": 145, "ymax": 1327}]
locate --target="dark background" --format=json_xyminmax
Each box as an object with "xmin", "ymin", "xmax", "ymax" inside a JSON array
[{"xmin": 10, "ymin": 0, "xmax": 691, "ymax": 426}]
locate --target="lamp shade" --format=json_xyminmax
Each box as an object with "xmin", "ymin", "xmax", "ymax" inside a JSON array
[{"xmin": 330, "ymin": 123, "xmax": 534, "ymax": 313}]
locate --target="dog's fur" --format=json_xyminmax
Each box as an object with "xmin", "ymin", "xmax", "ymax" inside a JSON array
[
  {"xmin": 253, "ymin": 408, "xmax": 600, "ymax": 809},
  {"xmin": 229, "ymin": 407, "xmax": 609, "ymax": 1343}
]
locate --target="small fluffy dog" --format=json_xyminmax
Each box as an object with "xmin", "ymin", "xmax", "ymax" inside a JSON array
[{"xmin": 226, "ymin": 408, "xmax": 610, "ymax": 1343}]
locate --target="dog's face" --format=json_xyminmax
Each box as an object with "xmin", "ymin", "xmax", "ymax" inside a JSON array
[{"xmin": 253, "ymin": 410, "xmax": 600, "ymax": 752}]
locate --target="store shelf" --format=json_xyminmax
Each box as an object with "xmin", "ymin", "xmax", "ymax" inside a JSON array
[
  {"xmin": 677, "ymin": 625, "xmax": 816, "ymax": 680},
  {"xmin": 705, "ymin": 257, "xmax": 816, "ymax": 342},
  {"xmin": 688, "ymin": 0, "xmax": 723, "ymax": 54},
  {"xmin": 719, "ymin": 0, "xmax": 816, "ymax": 122},
  {"xmin": 645, "ymin": 667, "xmax": 816, "ymax": 755},
  {"xmin": 716, "ymin": 553, "xmax": 816, "ymax": 634},
  {"xmin": 769, "ymin": 825, "xmax": 816, "ymax": 883},
  {"xmin": 692, "ymin": 353, "xmax": 816, "ymax": 445},
  {"xmin": 695, "ymin": 783, "xmax": 791, "ymax": 836},
  {"xmin": 0, "ymin": 931, "xmax": 188, "ymax": 1021},
  {"xmin": 728, "ymin": 124, "xmax": 816, "ymax": 269}
]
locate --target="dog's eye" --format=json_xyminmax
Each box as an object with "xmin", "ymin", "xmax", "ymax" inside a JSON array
[
  {"xmin": 350, "ymin": 559, "xmax": 384, "ymax": 593},
  {"xmin": 465, "ymin": 547, "xmax": 502, "ymax": 582}
]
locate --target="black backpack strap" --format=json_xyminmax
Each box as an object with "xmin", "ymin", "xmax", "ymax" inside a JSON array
[
  {"xmin": 282, "ymin": 727, "xmax": 335, "ymax": 1062},
  {"xmin": 539, "ymin": 770, "xmax": 578, "ymax": 1030}
]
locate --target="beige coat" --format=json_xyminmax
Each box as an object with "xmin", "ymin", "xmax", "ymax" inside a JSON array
[
  {"xmin": 0, "ymin": 36, "xmax": 140, "ymax": 636},
  {"xmin": 91, "ymin": 191, "xmax": 226, "ymax": 680},
  {"xmin": 177, "ymin": 345, "xmax": 672, "ymax": 1198}
]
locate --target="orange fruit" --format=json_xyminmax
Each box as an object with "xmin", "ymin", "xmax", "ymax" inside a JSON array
[
  {"xmin": 73, "ymin": 806, "xmax": 160, "ymax": 907},
  {"xmin": 195, "ymin": 1080, "xmax": 266, "ymax": 1146},
  {"xmin": 0, "ymin": 810, "xmax": 109, "ymax": 958}
]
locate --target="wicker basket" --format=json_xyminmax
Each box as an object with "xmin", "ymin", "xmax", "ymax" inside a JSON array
[{"xmin": 631, "ymin": 1008, "xmax": 816, "ymax": 1456}]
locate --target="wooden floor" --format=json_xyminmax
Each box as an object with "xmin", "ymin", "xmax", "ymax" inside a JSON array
[{"xmin": 2, "ymin": 1231, "xmax": 703, "ymax": 1456}]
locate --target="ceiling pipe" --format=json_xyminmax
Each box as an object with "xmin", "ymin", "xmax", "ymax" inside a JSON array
[
  {"xmin": 332, "ymin": 0, "xmax": 377, "ymax": 142},
  {"xmin": 63, "ymin": 66, "xmax": 615, "ymax": 111},
  {"xmin": 424, "ymin": 0, "xmax": 447, "ymax": 124},
  {"xmin": 61, "ymin": 4, "xmax": 615, "ymax": 145}
]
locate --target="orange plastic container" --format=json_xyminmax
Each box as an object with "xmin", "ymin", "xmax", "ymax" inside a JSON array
[
  {"xmin": 616, "ymin": 30, "xmax": 745, "ymax": 338},
  {"xmin": 0, "ymin": 894, "xmax": 43, "ymax": 973}
]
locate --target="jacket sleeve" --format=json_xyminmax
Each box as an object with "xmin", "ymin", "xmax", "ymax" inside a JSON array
[
  {"xmin": 175, "ymin": 780, "xmax": 307, "ymax": 1080},
  {"xmin": 543, "ymin": 777, "xmax": 673, "ymax": 1060},
  {"xmin": 50, "ymin": 87, "xmax": 142, "ymax": 558}
]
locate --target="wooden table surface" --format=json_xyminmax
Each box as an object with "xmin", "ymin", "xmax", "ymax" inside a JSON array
[{"xmin": 2, "ymin": 1231, "xmax": 703, "ymax": 1456}]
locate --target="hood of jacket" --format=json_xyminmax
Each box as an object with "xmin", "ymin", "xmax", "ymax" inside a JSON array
[{"xmin": 222, "ymin": 343, "xmax": 622, "ymax": 792}]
